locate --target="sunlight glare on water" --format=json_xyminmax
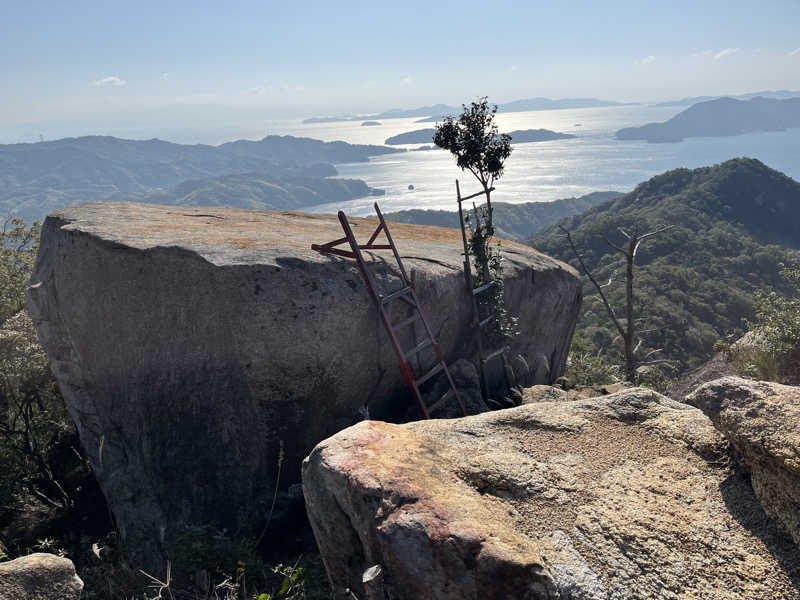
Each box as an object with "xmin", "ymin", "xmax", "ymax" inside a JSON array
[{"xmin": 265, "ymin": 105, "xmax": 800, "ymax": 217}]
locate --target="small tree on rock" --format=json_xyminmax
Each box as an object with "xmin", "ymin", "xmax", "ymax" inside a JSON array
[
  {"xmin": 434, "ymin": 97, "xmax": 512, "ymax": 232},
  {"xmin": 435, "ymin": 99, "xmax": 517, "ymax": 349}
]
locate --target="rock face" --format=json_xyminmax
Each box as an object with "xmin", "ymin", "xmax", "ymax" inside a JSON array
[
  {"xmin": 0, "ymin": 553, "xmax": 83, "ymax": 600},
  {"xmin": 27, "ymin": 202, "xmax": 581, "ymax": 563},
  {"xmin": 303, "ymin": 388, "xmax": 800, "ymax": 599},
  {"xmin": 689, "ymin": 376, "xmax": 800, "ymax": 546}
]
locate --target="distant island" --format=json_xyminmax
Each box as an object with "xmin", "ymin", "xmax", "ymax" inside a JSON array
[
  {"xmin": 305, "ymin": 97, "xmax": 633, "ymax": 124},
  {"xmin": 509, "ymin": 129, "xmax": 576, "ymax": 142},
  {"xmin": 385, "ymin": 128, "xmax": 576, "ymax": 146},
  {"xmin": 616, "ymin": 97, "xmax": 800, "ymax": 143},
  {"xmin": 384, "ymin": 129, "xmax": 436, "ymax": 145},
  {"xmin": 655, "ymin": 90, "xmax": 800, "ymax": 107},
  {"xmin": 361, "ymin": 121, "xmax": 381, "ymax": 126}
]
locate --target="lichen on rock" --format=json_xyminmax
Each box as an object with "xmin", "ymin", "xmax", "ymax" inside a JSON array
[{"xmin": 303, "ymin": 388, "xmax": 800, "ymax": 599}]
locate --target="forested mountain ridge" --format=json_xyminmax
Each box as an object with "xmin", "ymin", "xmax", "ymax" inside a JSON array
[
  {"xmin": 385, "ymin": 191, "xmax": 622, "ymax": 240},
  {"xmin": 617, "ymin": 96, "xmax": 800, "ymax": 143},
  {"xmin": 532, "ymin": 158, "xmax": 800, "ymax": 370},
  {"xmin": 0, "ymin": 135, "xmax": 400, "ymax": 221},
  {"xmin": 109, "ymin": 172, "xmax": 383, "ymax": 212}
]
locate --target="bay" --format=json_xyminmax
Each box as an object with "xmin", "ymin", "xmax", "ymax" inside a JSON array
[{"xmin": 280, "ymin": 105, "xmax": 800, "ymax": 216}]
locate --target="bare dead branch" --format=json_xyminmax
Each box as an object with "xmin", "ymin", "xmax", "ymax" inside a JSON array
[
  {"xmin": 559, "ymin": 225, "xmax": 625, "ymax": 339},
  {"xmin": 602, "ymin": 234, "xmax": 627, "ymax": 255}
]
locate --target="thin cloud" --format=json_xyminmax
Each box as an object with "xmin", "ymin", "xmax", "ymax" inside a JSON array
[
  {"xmin": 692, "ymin": 50, "xmax": 712, "ymax": 58},
  {"xmin": 93, "ymin": 76, "xmax": 126, "ymax": 87},
  {"xmin": 402, "ymin": 75, "xmax": 413, "ymax": 85},
  {"xmin": 714, "ymin": 48, "xmax": 739, "ymax": 60},
  {"xmin": 637, "ymin": 55, "xmax": 656, "ymax": 65},
  {"xmin": 790, "ymin": 47, "xmax": 800, "ymax": 57},
  {"xmin": 161, "ymin": 72, "xmax": 170, "ymax": 80},
  {"xmin": 249, "ymin": 85, "xmax": 273, "ymax": 95}
]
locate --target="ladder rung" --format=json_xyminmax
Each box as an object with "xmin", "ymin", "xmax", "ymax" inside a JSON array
[
  {"xmin": 479, "ymin": 312, "xmax": 496, "ymax": 327},
  {"xmin": 482, "ymin": 346, "xmax": 507, "ymax": 364},
  {"xmin": 393, "ymin": 313, "xmax": 421, "ymax": 330},
  {"xmin": 472, "ymin": 280, "xmax": 498, "ymax": 295},
  {"xmin": 427, "ymin": 388, "xmax": 455, "ymax": 414},
  {"xmin": 381, "ymin": 286, "xmax": 411, "ymax": 304},
  {"xmin": 415, "ymin": 362, "xmax": 444, "ymax": 386},
  {"xmin": 404, "ymin": 338, "xmax": 432, "ymax": 360}
]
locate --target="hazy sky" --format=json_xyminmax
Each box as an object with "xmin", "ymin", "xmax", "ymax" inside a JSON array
[{"xmin": 2, "ymin": 0, "xmax": 799, "ymax": 142}]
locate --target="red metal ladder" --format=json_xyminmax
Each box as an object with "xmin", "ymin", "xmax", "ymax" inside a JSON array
[{"xmin": 311, "ymin": 202, "xmax": 467, "ymax": 419}]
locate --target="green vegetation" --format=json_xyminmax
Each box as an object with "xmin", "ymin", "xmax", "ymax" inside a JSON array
[
  {"xmin": 561, "ymin": 334, "xmax": 622, "ymax": 388},
  {"xmin": 435, "ymin": 98, "xmax": 516, "ymax": 347},
  {"xmin": 114, "ymin": 173, "xmax": 383, "ymax": 212},
  {"xmin": 0, "ymin": 217, "xmax": 86, "ymax": 513},
  {"xmin": 534, "ymin": 158, "xmax": 800, "ymax": 372},
  {"xmin": 384, "ymin": 191, "xmax": 622, "ymax": 241},
  {"xmin": 0, "ymin": 135, "xmax": 399, "ymax": 222},
  {"xmin": 718, "ymin": 265, "xmax": 800, "ymax": 383},
  {"xmin": 434, "ymin": 98, "xmax": 512, "ymax": 218},
  {"xmin": 751, "ymin": 265, "xmax": 800, "ymax": 381}
]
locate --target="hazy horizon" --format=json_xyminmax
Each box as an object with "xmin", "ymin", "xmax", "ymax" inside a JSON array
[{"xmin": 2, "ymin": 0, "xmax": 799, "ymax": 144}]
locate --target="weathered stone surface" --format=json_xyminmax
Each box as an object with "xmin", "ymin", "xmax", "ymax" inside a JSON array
[
  {"xmin": 522, "ymin": 383, "xmax": 627, "ymax": 405},
  {"xmin": 522, "ymin": 384, "xmax": 570, "ymax": 403},
  {"xmin": 689, "ymin": 376, "xmax": 800, "ymax": 546},
  {"xmin": 26, "ymin": 202, "xmax": 580, "ymax": 563},
  {"xmin": 0, "ymin": 553, "xmax": 83, "ymax": 600},
  {"xmin": 303, "ymin": 388, "xmax": 800, "ymax": 599}
]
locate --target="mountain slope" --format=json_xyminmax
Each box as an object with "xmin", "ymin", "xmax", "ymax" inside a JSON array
[
  {"xmin": 0, "ymin": 135, "xmax": 400, "ymax": 221},
  {"xmin": 110, "ymin": 172, "xmax": 383, "ymax": 211},
  {"xmin": 385, "ymin": 191, "xmax": 622, "ymax": 241},
  {"xmin": 531, "ymin": 158, "xmax": 800, "ymax": 370},
  {"xmin": 617, "ymin": 97, "xmax": 800, "ymax": 143}
]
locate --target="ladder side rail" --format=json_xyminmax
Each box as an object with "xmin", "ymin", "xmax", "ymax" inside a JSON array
[
  {"xmin": 456, "ymin": 180, "xmax": 474, "ymax": 286},
  {"xmin": 338, "ymin": 211, "xmax": 429, "ymax": 417},
  {"xmin": 457, "ymin": 181, "xmax": 490, "ymax": 400},
  {"xmin": 374, "ymin": 203, "xmax": 412, "ymax": 287},
  {"xmin": 407, "ymin": 286, "xmax": 467, "ymax": 416},
  {"xmin": 338, "ymin": 212, "xmax": 384, "ymax": 296}
]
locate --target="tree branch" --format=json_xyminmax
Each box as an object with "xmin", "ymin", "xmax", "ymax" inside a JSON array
[{"xmin": 559, "ymin": 226, "xmax": 625, "ymax": 339}]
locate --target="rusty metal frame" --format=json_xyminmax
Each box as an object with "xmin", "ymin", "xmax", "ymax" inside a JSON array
[{"xmin": 311, "ymin": 203, "xmax": 466, "ymax": 419}]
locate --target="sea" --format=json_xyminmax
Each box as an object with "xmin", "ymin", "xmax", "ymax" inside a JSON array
[{"xmin": 260, "ymin": 104, "xmax": 800, "ymax": 217}]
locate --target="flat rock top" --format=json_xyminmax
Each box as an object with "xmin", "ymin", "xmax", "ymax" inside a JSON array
[
  {"xmin": 50, "ymin": 202, "xmax": 567, "ymax": 271},
  {"xmin": 307, "ymin": 388, "xmax": 800, "ymax": 599}
]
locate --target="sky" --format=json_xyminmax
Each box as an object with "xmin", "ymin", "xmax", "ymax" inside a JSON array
[{"xmin": 1, "ymin": 0, "xmax": 799, "ymax": 143}]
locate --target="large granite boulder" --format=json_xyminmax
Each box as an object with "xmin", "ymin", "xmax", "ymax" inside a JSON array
[
  {"xmin": 303, "ymin": 388, "xmax": 800, "ymax": 599},
  {"xmin": 0, "ymin": 553, "xmax": 83, "ymax": 600},
  {"xmin": 689, "ymin": 376, "xmax": 800, "ymax": 546},
  {"xmin": 26, "ymin": 202, "xmax": 581, "ymax": 564}
]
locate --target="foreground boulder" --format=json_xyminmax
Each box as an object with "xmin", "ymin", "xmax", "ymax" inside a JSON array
[
  {"xmin": 303, "ymin": 388, "xmax": 800, "ymax": 599},
  {"xmin": 0, "ymin": 553, "xmax": 83, "ymax": 600},
  {"xmin": 689, "ymin": 376, "xmax": 800, "ymax": 546},
  {"xmin": 26, "ymin": 202, "xmax": 580, "ymax": 563}
]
